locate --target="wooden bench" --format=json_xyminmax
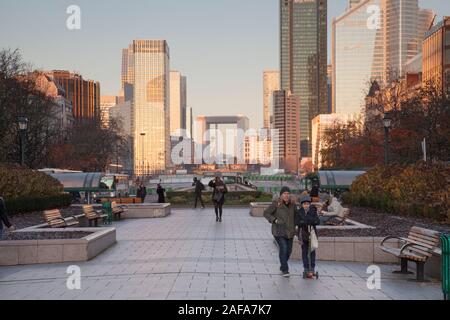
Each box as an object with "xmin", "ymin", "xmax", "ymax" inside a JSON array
[
  {"xmin": 380, "ymin": 226, "xmax": 442, "ymax": 281},
  {"xmin": 317, "ymin": 197, "xmax": 350, "ymax": 226},
  {"xmin": 111, "ymin": 202, "xmax": 126, "ymax": 221},
  {"xmin": 43, "ymin": 209, "xmax": 79, "ymax": 228},
  {"xmin": 82, "ymin": 205, "xmax": 107, "ymax": 227}
]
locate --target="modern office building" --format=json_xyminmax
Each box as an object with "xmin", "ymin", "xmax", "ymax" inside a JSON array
[
  {"xmin": 273, "ymin": 90, "xmax": 300, "ymax": 174},
  {"xmin": 332, "ymin": 0, "xmax": 434, "ymax": 116},
  {"xmin": 100, "ymin": 96, "xmax": 119, "ymax": 128},
  {"xmin": 263, "ymin": 70, "xmax": 280, "ymax": 129},
  {"xmin": 348, "ymin": 0, "xmax": 363, "ymax": 9},
  {"xmin": 170, "ymin": 71, "xmax": 187, "ymax": 136},
  {"xmin": 123, "ymin": 40, "xmax": 171, "ymax": 176},
  {"xmin": 47, "ymin": 70, "xmax": 100, "ymax": 122},
  {"xmin": 280, "ymin": 0, "xmax": 328, "ymax": 158},
  {"xmin": 422, "ymin": 17, "xmax": 450, "ymax": 95}
]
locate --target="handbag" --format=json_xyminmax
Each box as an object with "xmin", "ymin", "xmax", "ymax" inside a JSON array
[
  {"xmin": 213, "ymin": 190, "xmax": 224, "ymax": 202},
  {"xmin": 310, "ymin": 227, "xmax": 319, "ymax": 251}
]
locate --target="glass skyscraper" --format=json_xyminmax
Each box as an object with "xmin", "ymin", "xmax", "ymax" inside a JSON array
[
  {"xmin": 124, "ymin": 40, "xmax": 170, "ymax": 176},
  {"xmin": 280, "ymin": 0, "xmax": 328, "ymax": 158}
]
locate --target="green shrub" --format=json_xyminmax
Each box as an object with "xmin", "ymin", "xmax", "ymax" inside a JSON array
[{"xmin": 5, "ymin": 193, "xmax": 72, "ymax": 215}]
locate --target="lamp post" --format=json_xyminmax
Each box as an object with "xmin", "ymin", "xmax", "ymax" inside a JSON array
[
  {"xmin": 140, "ymin": 133, "xmax": 146, "ymax": 180},
  {"xmin": 17, "ymin": 116, "xmax": 28, "ymax": 166},
  {"xmin": 383, "ymin": 113, "xmax": 392, "ymax": 166}
]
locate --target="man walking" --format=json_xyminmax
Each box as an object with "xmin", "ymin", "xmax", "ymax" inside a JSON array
[
  {"xmin": 193, "ymin": 177, "xmax": 205, "ymax": 209},
  {"xmin": 264, "ymin": 187, "xmax": 297, "ymax": 277},
  {"xmin": 0, "ymin": 197, "xmax": 15, "ymax": 239}
]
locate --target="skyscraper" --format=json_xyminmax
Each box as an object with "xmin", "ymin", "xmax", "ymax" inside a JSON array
[
  {"xmin": 280, "ymin": 0, "xmax": 328, "ymax": 158},
  {"xmin": 332, "ymin": 0, "xmax": 434, "ymax": 115},
  {"xmin": 170, "ymin": 71, "xmax": 187, "ymax": 136},
  {"xmin": 263, "ymin": 70, "xmax": 280, "ymax": 129},
  {"xmin": 124, "ymin": 40, "xmax": 170, "ymax": 176},
  {"xmin": 273, "ymin": 90, "xmax": 300, "ymax": 173},
  {"xmin": 100, "ymin": 96, "xmax": 118, "ymax": 128}
]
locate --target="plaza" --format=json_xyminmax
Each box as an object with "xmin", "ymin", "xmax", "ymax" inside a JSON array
[{"xmin": 0, "ymin": 208, "xmax": 442, "ymax": 300}]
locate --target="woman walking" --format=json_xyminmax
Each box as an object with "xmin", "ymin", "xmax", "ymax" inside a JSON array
[
  {"xmin": 208, "ymin": 176, "xmax": 228, "ymax": 222},
  {"xmin": 157, "ymin": 184, "xmax": 166, "ymax": 204}
]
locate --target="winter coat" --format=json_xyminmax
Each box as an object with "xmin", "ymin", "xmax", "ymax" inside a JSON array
[
  {"xmin": 193, "ymin": 180, "xmax": 205, "ymax": 194},
  {"xmin": 157, "ymin": 187, "xmax": 165, "ymax": 203},
  {"xmin": 0, "ymin": 197, "xmax": 12, "ymax": 231},
  {"xmin": 295, "ymin": 205, "xmax": 320, "ymax": 242},
  {"xmin": 264, "ymin": 200, "xmax": 297, "ymax": 239},
  {"xmin": 209, "ymin": 180, "xmax": 228, "ymax": 204}
]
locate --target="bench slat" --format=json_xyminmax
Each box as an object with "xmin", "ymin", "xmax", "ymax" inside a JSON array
[
  {"xmin": 407, "ymin": 234, "xmax": 439, "ymax": 247},
  {"xmin": 408, "ymin": 232, "xmax": 440, "ymax": 244},
  {"xmin": 410, "ymin": 227, "xmax": 441, "ymax": 238}
]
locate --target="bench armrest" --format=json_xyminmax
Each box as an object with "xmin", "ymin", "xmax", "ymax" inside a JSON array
[
  {"xmin": 399, "ymin": 242, "xmax": 431, "ymax": 255},
  {"xmin": 380, "ymin": 236, "xmax": 405, "ymax": 247}
]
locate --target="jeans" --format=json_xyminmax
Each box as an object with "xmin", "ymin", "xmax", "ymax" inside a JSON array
[
  {"xmin": 214, "ymin": 202, "xmax": 223, "ymax": 218},
  {"xmin": 275, "ymin": 236, "xmax": 294, "ymax": 273},
  {"xmin": 195, "ymin": 194, "xmax": 204, "ymax": 208},
  {"xmin": 302, "ymin": 240, "xmax": 316, "ymax": 271}
]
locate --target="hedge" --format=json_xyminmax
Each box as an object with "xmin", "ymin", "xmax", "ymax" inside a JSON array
[{"xmin": 5, "ymin": 193, "xmax": 73, "ymax": 215}]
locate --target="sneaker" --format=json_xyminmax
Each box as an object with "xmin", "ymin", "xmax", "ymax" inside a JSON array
[
  {"xmin": 219, "ymin": 218, "xmax": 222, "ymax": 222},
  {"xmin": 282, "ymin": 271, "xmax": 290, "ymax": 278}
]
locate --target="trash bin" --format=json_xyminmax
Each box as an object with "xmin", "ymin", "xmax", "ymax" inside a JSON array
[
  {"xmin": 442, "ymin": 234, "xmax": 450, "ymax": 301},
  {"xmin": 102, "ymin": 201, "xmax": 112, "ymax": 225}
]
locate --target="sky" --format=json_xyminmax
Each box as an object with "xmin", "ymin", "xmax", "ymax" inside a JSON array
[{"xmin": 1, "ymin": 0, "xmax": 449, "ymax": 129}]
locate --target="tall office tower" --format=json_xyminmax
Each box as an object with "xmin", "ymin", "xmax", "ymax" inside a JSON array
[
  {"xmin": 332, "ymin": 0, "xmax": 434, "ymax": 115},
  {"xmin": 332, "ymin": 0, "xmax": 384, "ymax": 116},
  {"xmin": 423, "ymin": 17, "xmax": 450, "ymax": 95},
  {"xmin": 280, "ymin": 0, "xmax": 328, "ymax": 158},
  {"xmin": 348, "ymin": 0, "xmax": 362, "ymax": 9},
  {"xmin": 273, "ymin": 90, "xmax": 300, "ymax": 174},
  {"xmin": 382, "ymin": 0, "xmax": 435, "ymax": 83},
  {"xmin": 327, "ymin": 65, "xmax": 332, "ymax": 113},
  {"xmin": 100, "ymin": 96, "xmax": 118, "ymax": 128},
  {"xmin": 48, "ymin": 71, "xmax": 100, "ymax": 122},
  {"xmin": 126, "ymin": 40, "xmax": 170, "ymax": 176},
  {"xmin": 263, "ymin": 70, "xmax": 280, "ymax": 129},
  {"xmin": 121, "ymin": 45, "xmax": 134, "ymax": 101},
  {"xmin": 170, "ymin": 71, "xmax": 187, "ymax": 136}
]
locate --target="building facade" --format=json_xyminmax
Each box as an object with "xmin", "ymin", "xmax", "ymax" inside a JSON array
[
  {"xmin": 100, "ymin": 96, "xmax": 119, "ymax": 128},
  {"xmin": 125, "ymin": 40, "xmax": 171, "ymax": 176},
  {"xmin": 280, "ymin": 0, "xmax": 328, "ymax": 158},
  {"xmin": 423, "ymin": 17, "xmax": 450, "ymax": 94},
  {"xmin": 273, "ymin": 90, "xmax": 300, "ymax": 173},
  {"xmin": 263, "ymin": 70, "xmax": 280, "ymax": 129},
  {"xmin": 170, "ymin": 71, "xmax": 187, "ymax": 136},
  {"xmin": 47, "ymin": 71, "xmax": 100, "ymax": 122}
]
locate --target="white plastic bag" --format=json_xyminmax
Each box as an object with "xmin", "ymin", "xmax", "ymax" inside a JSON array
[{"xmin": 310, "ymin": 227, "xmax": 319, "ymax": 251}]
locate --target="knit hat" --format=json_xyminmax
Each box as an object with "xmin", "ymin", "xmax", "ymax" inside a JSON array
[
  {"xmin": 300, "ymin": 195, "xmax": 312, "ymax": 204},
  {"xmin": 280, "ymin": 186, "xmax": 291, "ymax": 195}
]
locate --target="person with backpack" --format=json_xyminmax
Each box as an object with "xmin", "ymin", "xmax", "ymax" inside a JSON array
[
  {"xmin": 193, "ymin": 177, "xmax": 205, "ymax": 209},
  {"xmin": 295, "ymin": 195, "xmax": 321, "ymax": 279},
  {"xmin": 208, "ymin": 176, "xmax": 228, "ymax": 222}
]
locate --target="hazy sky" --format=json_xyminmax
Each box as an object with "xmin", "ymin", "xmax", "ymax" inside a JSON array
[{"xmin": 1, "ymin": 0, "xmax": 449, "ymax": 129}]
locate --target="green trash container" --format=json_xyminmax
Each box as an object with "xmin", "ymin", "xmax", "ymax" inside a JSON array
[
  {"xmin": 102, "ymin": 201, "xmax": 112, "ymax": 225},
  {"xmin": 442, "ymin": 234, "xmax": 450, "ymax": 301}
]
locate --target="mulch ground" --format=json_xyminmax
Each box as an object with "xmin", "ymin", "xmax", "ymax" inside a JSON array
[
  {"xmin": 319, "ymin": 206, "xmax": 450, "ymax": 238},
  {"xmin": 5, "ymin": 207, "xmax": 82, "ymax": 230},
  {"xmin": 1, "ymin": 231, "xmax": 93, "ymax": 241}
]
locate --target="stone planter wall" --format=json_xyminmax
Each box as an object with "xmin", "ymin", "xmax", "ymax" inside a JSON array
[
  {"xmin": 123, "ymin": 204, "xmax": 171, "ymax": 219},
  {"xmin": 0, "ymin": 228, "xmax": 116, "ymax": 266},
  {"xmin": 250, "ymin": 202, "xmax": 271, "ymax": 217}
]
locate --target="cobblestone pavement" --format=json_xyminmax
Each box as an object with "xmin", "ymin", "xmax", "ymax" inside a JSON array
[{"xmin": 0, "ymin": 208, "xmax": 442, "ymax": 300}]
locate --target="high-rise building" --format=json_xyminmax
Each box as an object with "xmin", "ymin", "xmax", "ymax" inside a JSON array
[
  {"xmin": 273, "ymin": 90, "xmax": 300, "ymax": 173},
  {"xmin": 332, "ymin": 0, "xmax": 434, "ymax": 116},
  {"xmin": 263, "ymin": 70, "xmax": 280, "ymax": 129},
  {"xmin": 280, "ymin": 0, "xmax": 328, "ymax": 157},
  {"xmin": 170, "ymin": 71, "xmax": 187, "ymax": 136},
  {"xmin": 327, "ymin": 65, "xmax": 333, "ymax": 113},
  {"xmin": 121, "ymin": 45, "xmax": 134, "ymax": 101},
  {"xmin": 100, "ymin": 96, "xmax": 118, "ymax": 128},
  {"xmin": 348, "ymin": 0, "xmax": 363, "ymax": 9},
  {"xmin": 124, "ymin": 40, "xmax": 170, "ymax": 176},
  {"xmin": 423, "ymin": 17, "xmax": 450, "ymax": 95},
  {"xmin": 382, "ymin": 0, "xmax": 434, "ymax": 83},
  {"xmin": 47, "ymin": 71, "xmax": 100, "ymax": 122}
]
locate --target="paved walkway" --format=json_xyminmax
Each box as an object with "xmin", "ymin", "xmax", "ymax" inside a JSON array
[{"xmin": 0, "ymin": 208, "xmax": 442, "ymax": 300}]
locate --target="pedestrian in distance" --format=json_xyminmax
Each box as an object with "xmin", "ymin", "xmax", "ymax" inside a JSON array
[
  {"xmin": 157, "ymin": 184, "xmax": 165, "ymax": 204},
  {"xmin": 208, "ymin": 176, "xmax": 228, "ymax": 222},
  {"xmin": 0, "ymin": 197, "xmax": 15, "ymax": 239},
  {"xmin": 192, "ymin": 177, "xmax": 205, "ymax": 209}
]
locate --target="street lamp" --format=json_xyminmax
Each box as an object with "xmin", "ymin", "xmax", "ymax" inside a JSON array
[
  {"xmin": 17, "ymin": 116, "xmax": 28, "ymax": 166},
  {"xmin": 383, "ymin": 113, "xmax": 392, "ymax": 166}
]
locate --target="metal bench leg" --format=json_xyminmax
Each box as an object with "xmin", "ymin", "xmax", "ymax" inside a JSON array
[
  {"xmin": 416, "ymin": 262, "xmax": 425, "ymax": 282},
  {"xmin": 393, "ymin": 258, "xmax": 413, "ymax": 275}
]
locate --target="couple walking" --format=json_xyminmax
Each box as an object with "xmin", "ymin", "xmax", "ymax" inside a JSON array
[
  {"xmin": 193, "ymin": 176, "xmax": 228, "ymax": 222},
  {"xmin": 264, "ymin": 187, "xmax": 320, "ymax": 278}
]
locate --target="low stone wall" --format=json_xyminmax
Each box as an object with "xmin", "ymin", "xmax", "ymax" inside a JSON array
[
  {"xmin": 123, "ymin": 204, "xmax": 171, "ymax": 219},
  {"xmin": 0, "ymin": 227, "xmax": 116, "ymax": 266},
  {"xmin": 250, "ymin": 202, "xmax": 271, "ymax": 217}
]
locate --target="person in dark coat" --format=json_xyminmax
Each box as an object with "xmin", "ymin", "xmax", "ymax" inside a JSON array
[
  {"xmin": 208, "ymin": 177, "xmax": 228, "ymax": 222},
  {"xmin": 139, "ymin": 184, "xmax": 147, "ymax": 203},
  {"xmin": 264, "ymin": 187, "xmax": 297, "ymax": 277},
  {"xmin": 295, "ymin": 195, "xmax": 320, "ymax": 278},
  {"xmin": 0, "ymin": 197, "xmax": 14, "ymax": 239},
  {"xmin": 192, "ymin": 177, "xmax": 205, "ymax": 209},
  {"xmin": 156, "ymin": 184, "xmax": 165, "ymax": 204},
  {"xmin": 310, "ymin": 185, "xmax": 320, "ymax": 202}
]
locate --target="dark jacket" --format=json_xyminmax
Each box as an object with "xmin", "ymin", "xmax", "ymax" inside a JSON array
[
  {"xmin": 264, "ymin": 200, "xmax": 297, "ymax": 239},
  {"xmin": 295, "ymin": 205, "xmax": 320, "ymax": 242},
  {"xmin": 157, "ymin": 186, "xmax": 165, "ymax": 203},
  {"xmin": 193, "ymin": 180, "xmax": 205, "ymax": 194},
  {"xmin": 209, "ymin": 180, "xmax": 228, "ymax": 204},
  {"xmin": 0, "ymin": 197, "xmax": 12, "ymax": 231}
]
